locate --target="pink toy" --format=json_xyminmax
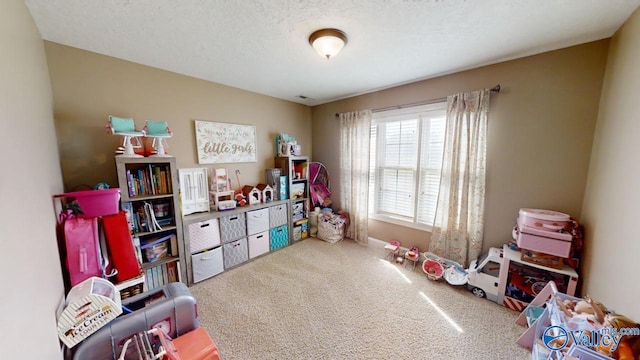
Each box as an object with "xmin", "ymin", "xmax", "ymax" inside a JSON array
[
  {"xmin": 384, "ymin": 240, "xmax": 401, "ymax": 261},
  {"xmin": 404, "ymin": 246, "xmax": 420, "ymax": 270},
  {"xmin": 518, "ymin": 208, "xmax": 570, "ymax": 231},
  {"xmin": 422, "ymin": 258, "xmax": 445, "ymax": 280}
]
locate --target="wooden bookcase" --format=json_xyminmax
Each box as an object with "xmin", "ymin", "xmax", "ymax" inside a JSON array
[{"xmin": 115, "ymin": 157, "xmax": 186, "ymax": 291}]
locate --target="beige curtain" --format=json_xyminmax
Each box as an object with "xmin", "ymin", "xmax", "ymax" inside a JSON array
[
  {"xmin": 430, "ymin": 89, "xmax": 490, "ymax": 267},
  {"xmin": 339, "ymin": 110, "xmax": 372, "ymax": 245}
]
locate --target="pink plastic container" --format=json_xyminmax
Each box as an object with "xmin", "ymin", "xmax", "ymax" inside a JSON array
[
  {"xmin": 56, "ymin": 189, "xmax": 120, "ymax": 218},
  {"xmin": 516, "ymin": 219, "xmax": 572, "ymax": 258},
  {"xmin": 518, "ymin": 208, "xmax": 570, "ymax": 231}
]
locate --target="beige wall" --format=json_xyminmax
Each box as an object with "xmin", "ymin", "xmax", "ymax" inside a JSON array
[
  {"xmin": 581, "ymin": 7, "xmax": 640, "ymax": 321},
  {"xmin": 0, "ymin": 1, "xmax": 65, "ymax": 359},
  {"xmin": 312, "ymin": 41, "xmax": 609, "ymax": 253},
  {"xmin": 45, "ymin": 42, "xmax": 312, "ymax": 192}
]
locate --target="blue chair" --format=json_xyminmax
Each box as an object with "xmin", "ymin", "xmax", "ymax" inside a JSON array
[
  {"xmin": 107, "ymin": 115, "xmax": 144, "ymax": 157},
  {"xmin": 144, "ymin": 120, "xmax": 173, "ymax": 157}
]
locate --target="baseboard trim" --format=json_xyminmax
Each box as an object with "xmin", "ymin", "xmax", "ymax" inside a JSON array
[{"xmin": 367, "ymin": 237, "xmax": 388, "ymax": 248}]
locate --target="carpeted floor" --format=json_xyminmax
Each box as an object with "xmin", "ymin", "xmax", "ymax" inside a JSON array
[{"xmin": 190, "ymin": 238, "xmax": 532, "ymax": 360}]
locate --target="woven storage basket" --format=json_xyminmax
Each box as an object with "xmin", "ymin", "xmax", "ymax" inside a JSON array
[{"xmin": 317, "ymin": 221, "xmax": 344, "ymax": 243}]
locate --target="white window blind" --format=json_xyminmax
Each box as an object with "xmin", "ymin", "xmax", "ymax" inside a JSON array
[{"xmin": 369, "ymin": 103, "xmax": 446, "ymax": 228}]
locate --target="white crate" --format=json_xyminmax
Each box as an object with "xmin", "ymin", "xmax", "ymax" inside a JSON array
[{"xmin": 188, "ymin": 218, "xmax": 221, "ymax": 254}]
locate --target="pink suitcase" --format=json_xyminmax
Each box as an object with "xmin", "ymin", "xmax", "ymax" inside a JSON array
[{"xmin": 61, "ymin": 210, "xmax": 102, "ymax": 287}]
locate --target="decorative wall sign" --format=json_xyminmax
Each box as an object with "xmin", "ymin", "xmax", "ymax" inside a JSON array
[{"xmin": 195, "ymin": 120, "xmax": 257, "ymax": 164}]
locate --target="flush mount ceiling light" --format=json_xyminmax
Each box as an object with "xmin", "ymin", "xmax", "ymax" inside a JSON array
[{"xmin": 309, "ymin": 28, "xmax": 348, "ymax": 60}]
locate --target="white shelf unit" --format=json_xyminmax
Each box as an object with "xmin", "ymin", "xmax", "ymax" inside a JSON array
[
  {"xmin": 274, "ymin": 155, "xmax": 310, "ymax": 242},
  {"xmin": 182, "ymin": 200, "xmax": 289, "ymax": 285}
]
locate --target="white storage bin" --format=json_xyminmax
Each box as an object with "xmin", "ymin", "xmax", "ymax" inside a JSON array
[
  {"xmin": 191, "ymin": 247, "xmax": 223, "ymax": 283},
  {"xmin": 188, "ymin": 218, "xmax": 221, "ymax": 254},
  {"xmin": 248, "ymin": 231, "xmax": 270, "ymax": 259},
  {"xmin": 246, "ymin": 207, "xmax": 270, "ymax": 235}
]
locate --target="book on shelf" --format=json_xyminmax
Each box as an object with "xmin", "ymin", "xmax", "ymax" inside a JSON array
[
  {"xmin": 143, "ymin": 260, "xmax": 180, "ymax": 290},
  {"xmin": 291, "ymin": 182, "xmax": 306, "ymax": 199},
  {"xmin": 121, "ymin": 202, "xmax": 135, "ymax": 232},
  {"xmin": 145, "ymin": 268, "xmax": 153, "ymax": 290},
  {"xmin": 162, "ymin": 265, "xmax": 168, "ymax": 285},
  {"xmin": 169, "ymin": 234, "xmax": 178, "ymax": 256},
  {"xmin": 125, "ymin": 164, "xmax": 172, "ymax": 197},
  {"xmin": 151, "ymin": 266, "xmax": 160, "ymax": 289},
  {"xmin": 126, "ymin": 170, "xmax": 135, "ymax": 197},
  {"xmin": 152, "ymin": 267, "xmax": 157, "ymax": 289},
  {"xmin": 148, "ymin": 164, "xmax": 156, "ymax": 195},
  {"xmin": 292, "ymin": 202, "xmax": 304, "ymax": 221},
  {"xmin": 156, "ymin": 266, "xmax": 163, "ymax": 289},
  {"xmin": 167, "ymin": 261, "xmax": 180, "ymax": 282},
  {"xmin": 132, "ymin": 236, "xmax": 143, "ymax": 264}
]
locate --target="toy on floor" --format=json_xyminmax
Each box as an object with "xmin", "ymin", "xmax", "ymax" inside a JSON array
[
  {"xmin": 422, "ymin": 252, "xmax": 468, "ymax": 285},
  {"xmin": 404, "ymin": 246, "xmax": 420, "ymax": 270},
  {"xmin": 384, "ymin": 240, "xmax": 400, "ymax": 261},
  {"xmin": 422, "ymin": 257, "xmax": 445, "ymax": 280}
]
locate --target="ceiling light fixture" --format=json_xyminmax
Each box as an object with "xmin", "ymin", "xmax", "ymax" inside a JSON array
[{"xmin": 309, "ymin": 28, "xmax": 348, "ymax": 60}]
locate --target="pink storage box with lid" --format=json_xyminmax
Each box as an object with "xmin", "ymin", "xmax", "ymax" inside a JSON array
[
  {"xmin": 518, "ymin": 208, "xmax": 570, "ymax": 231},
  {"xmin": 516, "ymin": 208, "xmax": 572, "ymax": 258}
]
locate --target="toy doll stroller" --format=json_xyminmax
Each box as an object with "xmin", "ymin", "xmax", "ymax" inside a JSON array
[{"xmin": 309, "ymin": 162, "xmax": 330, "ymax": 208}]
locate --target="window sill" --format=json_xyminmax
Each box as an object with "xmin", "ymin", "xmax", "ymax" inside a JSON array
[{"xmin": 368, "ymin": 213, "xmax": 433, "ymax": 233}]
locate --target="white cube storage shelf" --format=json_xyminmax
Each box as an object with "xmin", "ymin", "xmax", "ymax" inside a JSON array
[
  {"xmin": 181, "ymin": 200, "xmax": 295, "ymax": 285},
  {"xmin": 187, "ymin": 218, "xmax": 220, "ymax": 254},
  {"xmin": 191, "ymin": 247, "xmax": 224, "ymax": 283}
]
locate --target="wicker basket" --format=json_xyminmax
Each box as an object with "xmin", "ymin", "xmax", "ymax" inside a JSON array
[
  {"xmin": 317, "ymin": 220, "xmax": 344, "ymax": 243},
  {"xmin": 120, "ymin": 282, "xmax": 145, "ymax": 300}
]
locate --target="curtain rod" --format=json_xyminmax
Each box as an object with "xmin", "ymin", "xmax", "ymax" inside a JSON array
[{"xmin": 335, "ymin": 84, "xmax": 501, "ymax": 117}]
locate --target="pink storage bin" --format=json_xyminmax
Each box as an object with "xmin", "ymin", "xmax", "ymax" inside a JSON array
[
  {"xmin": 188, "ymin": 218, "xmax": 221, "ymax": 254},
  {"xmin": 516, "ymin": 219, "xmax": 572, "ymax": 258},
  {"xmin": 56, "ymin": 189, "xmax": 120, "ymax": 218},
  {"xmin": 518, "ymin": 208, "xmax": 570, "ymax": 231}
]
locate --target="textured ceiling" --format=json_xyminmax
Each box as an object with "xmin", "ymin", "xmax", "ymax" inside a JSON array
[{"xmin": 25, "ymin": 0, "xmax": 640, "ymax": 106}]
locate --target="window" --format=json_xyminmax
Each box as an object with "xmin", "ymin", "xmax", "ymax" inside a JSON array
[{"xmin": 368, "ymin": 103, "xmax": 446, "ymax": 228}]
